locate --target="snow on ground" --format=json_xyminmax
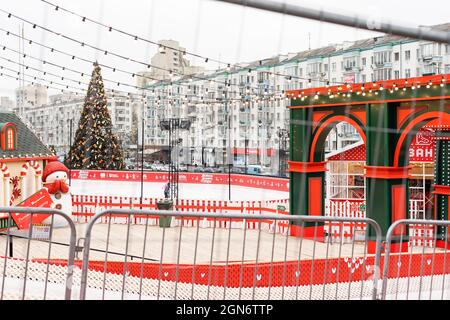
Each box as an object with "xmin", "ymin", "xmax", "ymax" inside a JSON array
[{"xmin": 70, "ymin": 179, "xmax": 288, "ymax": 201}]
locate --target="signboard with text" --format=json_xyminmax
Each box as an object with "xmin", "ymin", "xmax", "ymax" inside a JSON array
[{"xmin": 12, "ymin": 189, "xmax": 53, "ymax": 229}]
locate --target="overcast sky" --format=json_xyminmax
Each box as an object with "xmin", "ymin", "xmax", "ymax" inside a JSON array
[{"xmin": 0, "ymin": 0, "xmax": 449, "ymax": 100}]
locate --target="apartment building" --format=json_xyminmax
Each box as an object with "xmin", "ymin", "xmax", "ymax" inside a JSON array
[
  {"xmin": 0, "ymin": 96, "xmax": 14, "ymax": 112},
  {"xmin": 14, "ymin": 84, "xmax": 48, "ymax": 115},
  {"xmin": 24, "ymin": 92, "xmax": 142, "ymax": 156},
  {"xmin": 136, "ymin": 39, "xmax": 205, "ymax": 88},
  {"xmin": 142, "ymin": 23, "xmax": 450, "ymax": 174}
]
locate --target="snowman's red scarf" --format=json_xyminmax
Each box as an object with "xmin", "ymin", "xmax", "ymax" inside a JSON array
[{"xmin": 45, "ymin": 180, "xmax": 69, "ymax": 194}]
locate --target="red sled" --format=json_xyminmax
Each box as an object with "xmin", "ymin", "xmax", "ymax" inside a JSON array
[{"xmin": 12, "ymin": 189, "xmax": 53, "ymax": 229}]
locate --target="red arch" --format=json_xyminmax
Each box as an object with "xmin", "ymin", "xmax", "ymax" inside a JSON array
[
  {"xmin": 310, "ymin": 115, "xmax": 366, "ymax": 162},
  {"xmin": 394, "ymin": 111, "xmax": 450, "ymax": 166}
]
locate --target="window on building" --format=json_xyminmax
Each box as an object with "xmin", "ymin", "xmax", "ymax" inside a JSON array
[
  {"xmin": 299, "ymin": 68, "xmax": 303, "ymax": 77},
  {"xmin": 405, "ymin": 69, "xmax": 411, "ymax": 78},
  {"xmin": 1, "ymin": 123, "xmax": 17, "ymax": 151},
  {"xmin": 361, "ymin": 74, "xmax": 366, "ymax": 83},
  {"xmin": 422, "ymin": 64, "xmax": 436, "ymax": 75},
  {"xmin": 362, "ymin": 58, "xmax": 366, "ymax": 66},
  {"xmin": 307, "ymin": 62, "xmax": 322, "ymax": 75},
  {"xmin": 416, "ymin": 67, "xmax": 421, "ymax": 76},
  {"xmin": 324, "ymin": 64, "xmax": 328, "ymax": 72},
  {"xmin": 394, "ymin": 52, "xmax": 399, "ymax": 61},
  {"xmin": 445, "ymin": 65, "xmax": 450, "ymax": 74},
  {"xmin": 405, "ymin": 50, "xmax": 411, "ymax": 61},
  {"xmin": 343, "ymin": 57, "xmax": 357, "ymax": 69},
  {"xmin": 421, "ymin": 43, "xmax": 435, "ymax": 58},
  {"xmin": 374, "ymin": 68, "xmax": 392, "ymax": 81},
  {"xmin": 374, "ymin": 51, "xmax": 392, "ymax": 65},
  {"xmin": 332, "ymin": 62, "xmax": 336, "ymax": 72},
  {"xmin": 394, "ymin": 70, "xmax": 400, "ymax": 79},
  {"xmin": 7, "ymin": 128, "xmax": 14, "ymax": 150}
]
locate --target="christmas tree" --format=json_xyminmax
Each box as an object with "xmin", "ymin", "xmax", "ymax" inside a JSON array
[{"xmin": 68, "ymin": 63, "xmax": 125, "ymax": 170}]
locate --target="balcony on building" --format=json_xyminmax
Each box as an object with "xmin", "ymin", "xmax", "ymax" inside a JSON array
[{"xmin": 372, "ymin": 48, "xmax": 393, "ymax": 69}]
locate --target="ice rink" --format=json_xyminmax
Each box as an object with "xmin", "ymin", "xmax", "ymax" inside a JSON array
[{"xmin": 70, "ymin": 179, "xmax": 289, "ymax": 201}]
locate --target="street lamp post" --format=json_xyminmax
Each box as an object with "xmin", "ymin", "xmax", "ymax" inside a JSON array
[
  {"xmin": 159, "ymin": 118, "xmax": 191, "ymax": 202},
  {"xmin": 278, "ymin": 128, "xmax": 289, "ymax": 177}
]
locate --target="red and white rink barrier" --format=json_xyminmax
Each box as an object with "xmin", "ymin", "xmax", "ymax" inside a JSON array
[{"xmin": 71, "ymin": 194, "xmax": 290, "ymax": 234}]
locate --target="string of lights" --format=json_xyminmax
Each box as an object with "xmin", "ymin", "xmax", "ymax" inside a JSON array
[
  {"xmin": 40, "ymin": 0, "xmax": 345, "ymax": 86},
  {"xmin": 0, "ymin": 55, "xmax": 90, "ymax": 88},
  {"xmin": 0, "ymin": 9, "xmax": 262, "ymax": 92},
  {"xmin": 286, "ymin": 74, "xmax": 449, "ymax": 102},
  {"xmin": 0, "ymin": 58, "xmax": 284, "ymax": 109},
  {"xmin": 0, "ymin": 26, "xmax": 287, "ymax": 99},
  {"xmin": 1, "ymin": 68, "xmax": 84, "ymax": 96},
  {"xmin": 0, "ymin": 8, "xmax": 341, "ymax": 99},
  {"xmin": 0, "ymin": 36, "xmax": 293, "ymax": 110},
  {"xmin": 0, "ymin": 65, "xmax": 88, "ymax": 93},
  {"xmin": 0, "ymin": 47, "xmax": 288, "ymax": 108}
]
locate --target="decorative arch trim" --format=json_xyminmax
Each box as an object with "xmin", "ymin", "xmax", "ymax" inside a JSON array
[
  {"xmin": 396, "ymin": 105, "xmax": 428, "ymax": 129},
  {"xmin": 394, "ymin": 111, "xmax": 450, "ymax": 166},
  {"xmin": 20, "ymin": 160, "xmax": 42, "ymax": 176},
  {"xmin": 309, "ymin": 115, "xmax": 366, "ymax": 162},
  {"xmin": 0, "ymin": 163, "xmax": 10, "ymax": 177}
]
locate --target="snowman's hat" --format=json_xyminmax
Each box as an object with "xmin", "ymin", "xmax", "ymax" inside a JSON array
[{"xmin": 42, "ymin": 161, "xmax": 69, "ymax": 182}]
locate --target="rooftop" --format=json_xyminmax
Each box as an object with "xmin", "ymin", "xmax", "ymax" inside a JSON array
[{"xmin": 0, "ymin": 112, "xmax": 55, "ymax": 161}]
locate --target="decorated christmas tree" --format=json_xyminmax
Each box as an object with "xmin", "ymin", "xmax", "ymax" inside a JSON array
[{"xmin": 67, "ymin": 63, "xmax": 125, "ymax": 170}]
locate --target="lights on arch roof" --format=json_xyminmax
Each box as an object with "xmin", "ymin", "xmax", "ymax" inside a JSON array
[{"xmin": 286, "ymin": 75, "xmax": 450, "ymax": 103}]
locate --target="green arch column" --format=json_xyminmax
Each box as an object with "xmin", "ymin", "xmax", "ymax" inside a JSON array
[
  {"xmin": 289, "ymin": 107, "xmax": 326, "ymax": 238},
  {"xmin": 365, "ymin": 102, "xmax": 410, "ymax": 245}
]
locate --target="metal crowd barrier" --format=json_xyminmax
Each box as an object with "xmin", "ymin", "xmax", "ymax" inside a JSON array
[
  {"xmin": 79, "ymin": 209, "xmax": 382, "ymax": 300},
  {"xmin": 0, "ymin": 207, "xmax": 77, "ymax": 300},
  {"xmin": 6, "ymin": 208, "xmax": 450, "ymax": 300},
  {"xmin": 381, "ymin": 219, "xmax": 450, "ymax": 300}
]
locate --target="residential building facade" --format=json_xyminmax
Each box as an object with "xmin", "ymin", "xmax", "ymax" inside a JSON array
[
  {"xmin": 14, "ymin": 84, "xmax": 48, "ymax": 115},
  {"xmin": 142, "ymin": 23, "xmax": 450, "ymax": 175},
  {"xmin": 23, "ymin": 92, "xmax": 142, "ymax": 158}
]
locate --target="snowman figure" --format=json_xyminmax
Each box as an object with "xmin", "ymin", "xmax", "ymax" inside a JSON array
[{"xmin": 41, "ymin": 161, "xmax": 72, "ymax": 228}]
